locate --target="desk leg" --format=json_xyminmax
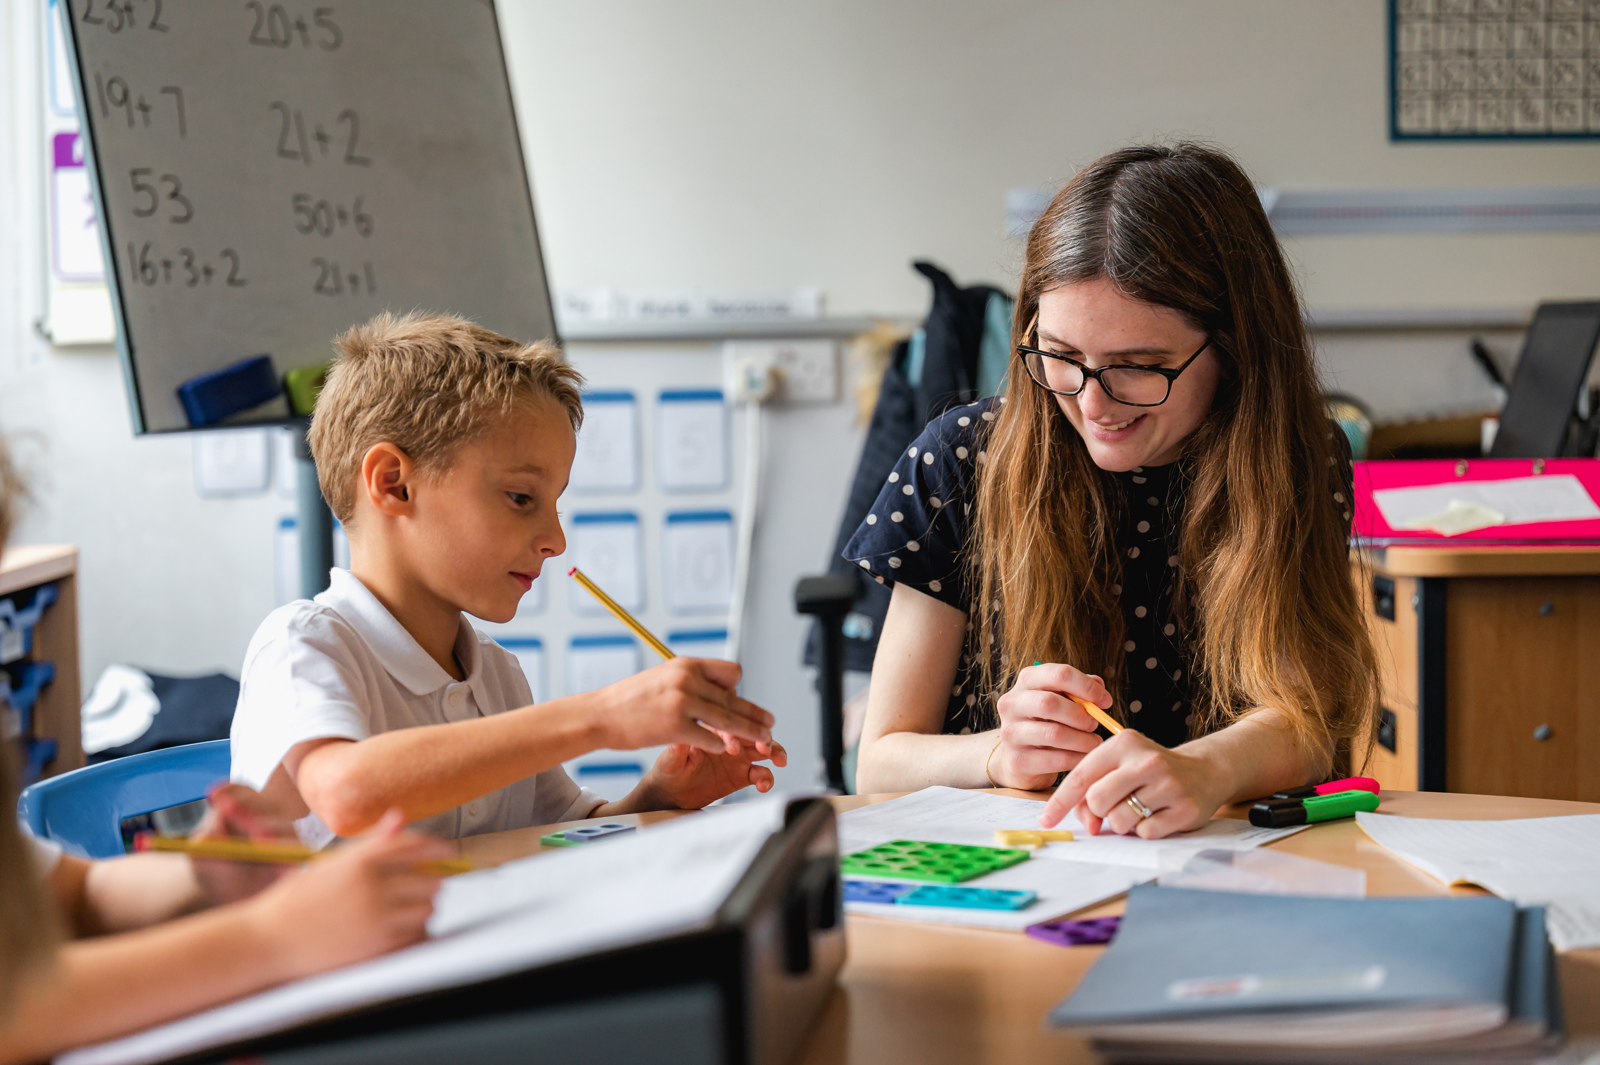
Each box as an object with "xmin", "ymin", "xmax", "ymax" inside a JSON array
[{"xmin": 1416, "ymin": 577, "xmax": 1448, "ymax": 792}]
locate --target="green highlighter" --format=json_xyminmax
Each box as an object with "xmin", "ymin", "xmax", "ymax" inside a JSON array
[{"xmin": 1248, "ymin": 788, "xmax": 1379, "ymax": 828}]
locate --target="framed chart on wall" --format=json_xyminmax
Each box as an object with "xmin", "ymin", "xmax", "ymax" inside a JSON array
[
  {"xmin": 1390, "ymin": 0, "xmax": 1600, "ymax": 141},
  {"xmin": 57, "ymin": 0, "xmax": 557, "ymax": 433}
]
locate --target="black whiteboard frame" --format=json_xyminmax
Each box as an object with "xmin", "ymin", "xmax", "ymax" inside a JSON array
[{"xmin": 56, "ymin": 0, "xmax": 560, "ymax": 436}]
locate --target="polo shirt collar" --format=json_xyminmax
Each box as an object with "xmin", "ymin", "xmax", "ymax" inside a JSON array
[{"xmin": 317, "ymin": 568, "xmax": 479, "ymax": 696}]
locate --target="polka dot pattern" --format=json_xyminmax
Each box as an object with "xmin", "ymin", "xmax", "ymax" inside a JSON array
[
  {"xmin": 839, "ymin": 398, "xmax": 1358, "ymax": 744},
  {"xmin": 1111, "ymin": 461, "xmax": 1191, "ymax": 748}
]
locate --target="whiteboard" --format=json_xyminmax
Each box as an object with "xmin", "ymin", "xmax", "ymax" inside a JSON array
[{"xmin": 59, "ymin": 0, "xmax": 555, "ymax": 433}]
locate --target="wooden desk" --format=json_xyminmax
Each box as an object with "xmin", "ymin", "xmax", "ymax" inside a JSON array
[
  {"xmin": 457, "ymin": 789, "xmax": 1600, "ymax": 1065},
  {"xmin": 0, "ymin": 544, "xmax": 82, "ymax": 778},
  {"xmin": 1358, "ymin": 546, "xmax": 1600, "ymax": 800}
]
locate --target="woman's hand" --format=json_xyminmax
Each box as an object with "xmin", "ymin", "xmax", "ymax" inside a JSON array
[
  {"xmin": 988, "ymin": 663, "xmax": 1112, "ymax": 790},
  {"xmin": 1039, "ymin": 730, "xmax": 1229, "ymax": 838}
]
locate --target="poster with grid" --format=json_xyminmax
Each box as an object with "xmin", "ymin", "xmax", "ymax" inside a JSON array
[{"xmin": 1390, "ymin": 0, "xmax": 1600, "ymax": 139}]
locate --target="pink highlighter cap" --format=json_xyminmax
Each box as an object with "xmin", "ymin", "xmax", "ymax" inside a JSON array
[{"xmin": 1314, "ymin": 776, "xmax": 1380, "ymax": 796}]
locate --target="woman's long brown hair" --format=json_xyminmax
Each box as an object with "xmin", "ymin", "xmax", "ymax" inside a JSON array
[{"xmin": 970, "ymin": 143, "xmax": 1378, "ymax": 774}]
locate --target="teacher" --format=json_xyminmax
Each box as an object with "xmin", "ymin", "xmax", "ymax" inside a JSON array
[{"xmin": 845, "ymin": 143, "xmax": 1379, "ymax": 839}]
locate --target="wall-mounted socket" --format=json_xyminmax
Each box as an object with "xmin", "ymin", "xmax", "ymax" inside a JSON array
[{"xmin": 721, "ymin": 340, "xmax": 839, "ymax": 404}]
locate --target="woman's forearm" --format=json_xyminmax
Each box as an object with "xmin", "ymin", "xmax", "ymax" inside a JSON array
[
  {"xmin": 857, "ymin": 728, "xmax": 1002, "ymax": 794},
  {"xmin": 1178, "ymin": 707, "xmax": 1325, "ymax": 806},
  {"xmin": 0, "ymin": 902, "xmax": 289, "ymax": 1065}
]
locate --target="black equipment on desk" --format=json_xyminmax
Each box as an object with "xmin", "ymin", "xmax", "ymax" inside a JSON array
[
  {"xmin": 174, "ymin": 800, "xmax": 845, "ymax": 1065},
  {"xmin": 1489, "ymin": 301, "xmax": 1600, "ymax": 459}
]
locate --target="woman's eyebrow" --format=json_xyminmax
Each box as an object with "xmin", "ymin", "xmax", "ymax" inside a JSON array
[{"xmin": 1037, "ymin": 331, "xmax": 1176, "ymax": 358}]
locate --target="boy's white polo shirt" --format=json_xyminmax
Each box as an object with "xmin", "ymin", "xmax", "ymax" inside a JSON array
[{"xmin": 231, "ymin": 568, "xmax": 604, "ymax": 842}]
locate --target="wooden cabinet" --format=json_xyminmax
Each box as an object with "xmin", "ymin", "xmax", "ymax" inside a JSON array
[
  {"xmin": 1, "ymin": 545, "xmax": 83, "ymax": 779},
  {"xmin": 1357, "ymin": 547, "xmax": 1600, "ymax": 801}
]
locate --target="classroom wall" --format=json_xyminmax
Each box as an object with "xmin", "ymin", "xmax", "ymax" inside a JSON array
[{"xmin": 2, "ymin": 0, "xmax": 1597, "ymax": 786}]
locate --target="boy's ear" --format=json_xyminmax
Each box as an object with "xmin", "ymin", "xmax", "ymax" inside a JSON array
[{"xmin": 360, "ymin": 443, "xmax": 415, "ymax": 517}]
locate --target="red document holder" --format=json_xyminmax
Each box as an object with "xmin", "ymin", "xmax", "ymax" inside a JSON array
[{"xmin": 1353, "ymin": 458, "xmax": 1600, "ymax": 547}]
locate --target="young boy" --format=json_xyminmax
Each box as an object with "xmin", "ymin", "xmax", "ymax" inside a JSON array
[{"xmin": 232, "ymin": 312, "xmax": 786, "ymax": 842}]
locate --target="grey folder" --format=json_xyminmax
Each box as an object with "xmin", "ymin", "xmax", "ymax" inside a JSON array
[
  {"xmin": 1051, "ymin": 885, "xmax": 1518, "ymax": 1027},
  {"xmin": 1049, "ymin": 886, "xmax": 1561, "ymax": 1063}
]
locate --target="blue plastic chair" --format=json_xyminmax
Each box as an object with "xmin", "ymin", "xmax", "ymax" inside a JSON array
[{"xmin": 16, "ymin": 740, "xmax": 232, "ymax": 858}]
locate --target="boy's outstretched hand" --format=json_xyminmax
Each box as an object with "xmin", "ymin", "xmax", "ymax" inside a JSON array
[{"xmin": 636, "ymin": 738, "xmax": 790, "ymax": 811}]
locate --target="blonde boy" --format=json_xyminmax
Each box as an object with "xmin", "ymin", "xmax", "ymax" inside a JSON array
[{"xmin": 231, "ymin": 312, "xmax": 784, "ymax": 842}]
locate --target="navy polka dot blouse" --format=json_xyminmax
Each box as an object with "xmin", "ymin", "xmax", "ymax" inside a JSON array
[{"xmin": 842, "ymin": 397, "xmax": 1354, "ymax": 748}]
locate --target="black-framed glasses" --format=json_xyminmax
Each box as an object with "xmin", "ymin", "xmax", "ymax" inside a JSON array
[{"xmin": 1015, "ymin": 337, "xmax": 1211, "ymax": 407}]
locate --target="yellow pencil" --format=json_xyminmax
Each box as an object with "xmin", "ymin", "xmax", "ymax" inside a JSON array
[
  {"xmin": 1072, "ymin": 694, "xmax": 1124, "ymax": 735},
  {"xmin": 568, "ymin": 566, "xmax": 674, "ymax": 661},
  {"xmin": 134, "ymin": 834, "xmax": 475, "ymax": 876}
]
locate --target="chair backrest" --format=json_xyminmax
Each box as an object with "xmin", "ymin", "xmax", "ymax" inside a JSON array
[{"xmin": 16, "ymin": 740, "xmax": 232, "ymax": 858}]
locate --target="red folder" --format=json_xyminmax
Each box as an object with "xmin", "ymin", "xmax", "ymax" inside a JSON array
[{"xmin": 1352, "ymin": 458, "xmax": 1600, "ymax": 546}]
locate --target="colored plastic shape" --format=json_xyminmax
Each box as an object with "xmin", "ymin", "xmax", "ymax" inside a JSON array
[
  {"xmin": 562, "ymin": 823, "xmax": 635, "ymax": 843},
  {"xmin": 176, "ymin": 354, "xmax": 279, "ymax": 428},
  {"xmin": 843, "ymin": 879, "xmax": 915, "ymax": 904},
  {"xmin": 838, "ymin": 840, "xmax": 1030, "ymax": 884},
  {"xmin": 896, "ymin": 885, "xmax": 1038, "ymax": 911},
  {"xmin": 16, "ymin": 740, "xmax": 231, "ymax": 858},
  {"xmin": 1025, "ymin": 916, "xmax": 1122, "ymax": 947}
]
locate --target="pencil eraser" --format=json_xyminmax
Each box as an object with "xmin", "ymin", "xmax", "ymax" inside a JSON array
[{"xmin": 176, "ymin": 354, "xmax": 279, "ymax": 428}]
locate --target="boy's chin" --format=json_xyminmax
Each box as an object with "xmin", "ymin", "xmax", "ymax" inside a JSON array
[{"xmin": 469, "ymin": 598, "xmax": 522, "ymax": 625}]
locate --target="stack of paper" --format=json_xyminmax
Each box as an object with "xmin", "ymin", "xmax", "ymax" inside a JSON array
[
  {"xmin": 838, "ymin": 787, "xmax": 1309, "ymax": 930},
  {"xmin": 1356, "ymin": 811, "xmax": 1600, "ymax": 951}
]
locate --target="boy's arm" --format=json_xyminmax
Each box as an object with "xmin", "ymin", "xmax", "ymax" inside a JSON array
[
  {"xmin": 0, "ymin": 813, "xmax": 447, "ymax": 1065},
  {"xmin": 291, "ymin": 658, "xmax": 774, "ymax": 836}
]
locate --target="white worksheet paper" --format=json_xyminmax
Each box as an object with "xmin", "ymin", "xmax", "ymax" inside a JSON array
[
  {"xmin": 192, "ymin": 428, "xmax": 271, "ymax": 496},
  {"xmin": 62, "ymin": 800, "xmax": 789, "ymax": 1065},
  {"xmin": 656, "ymin": 391, "xmax": 728, "ymax": 491},
  {"xmin": 1356, "ymin": 811, "xmax": 1600, "ymax": 951},
  {"xmin": 566, "ymin": 636, "xmax": 640, "ymax": 696},
  {"xmin": 567, "ymin": 513, "xmax": 644, "ymax": 613},
  {"xmin": 569, "ymin": 392, "xmax": 639, "ymax": 493},
  {"xmin": 839, "ymin": 787, "xmax": 1308, "ymax": 930},
  {"xmin": 667, "ymin": 629, "xmax": 730, "ymax": 661},
  {"xmin": 497, "ymin": 637, "xmax": 545, "ymax": 703},
  {"xmin": 663, "ymin": 511, "xmax": 735, "ymax": 612},
  {"xmin": 1373, "ymin": 475, "xmax": 1600, "ymax": 534}
]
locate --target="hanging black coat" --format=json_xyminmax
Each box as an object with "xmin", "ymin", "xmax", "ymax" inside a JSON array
[{"xmin": 805, "ymin": 261, "xmax": 1009, "ymax": 672}]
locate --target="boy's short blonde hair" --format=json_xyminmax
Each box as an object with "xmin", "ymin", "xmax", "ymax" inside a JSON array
[{"xmin": 309, "ymin": 311, "xmax": 584, "ymax": 525}]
